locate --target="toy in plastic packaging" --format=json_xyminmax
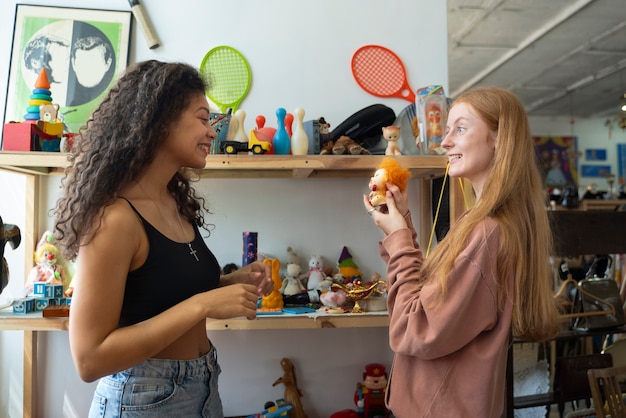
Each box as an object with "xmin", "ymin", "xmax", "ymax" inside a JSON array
[{"xmin": 416, "ymin": 85, "xmax": 447, "ymax": 155}]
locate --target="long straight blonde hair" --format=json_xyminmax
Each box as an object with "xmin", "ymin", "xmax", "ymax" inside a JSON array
[{"xmin": 420, "ymin": 87, "xmax": 559, "ymax": 341}]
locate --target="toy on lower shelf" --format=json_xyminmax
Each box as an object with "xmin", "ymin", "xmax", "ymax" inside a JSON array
[
  {"xmin": 331, "ymin": 363, "xmax": 391, "ymax": 418},
  {"xmin": 272, "ymin": 358, "xmax": 307, "ymax": 418},
  {"xmin": 246, "ymin": 398, "xmax": 293, "ymax": 418}
]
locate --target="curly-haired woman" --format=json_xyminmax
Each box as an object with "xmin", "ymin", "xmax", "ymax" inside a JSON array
[{"xmin": 53, "ymin": 60, "xmax": 273, "ymax": 417}]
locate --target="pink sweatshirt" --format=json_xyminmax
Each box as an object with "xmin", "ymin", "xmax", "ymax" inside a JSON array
[{"xmin": 379, "ymin": 213, "xmax": 512, "ymax": 418}]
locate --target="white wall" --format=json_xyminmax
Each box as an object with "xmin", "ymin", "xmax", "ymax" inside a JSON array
[{"xmin": 0, "ymin": 0, "xmax": 447, "ymax": 417}]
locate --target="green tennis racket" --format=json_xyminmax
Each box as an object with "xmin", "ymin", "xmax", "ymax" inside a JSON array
[{"xmin": 200, "ymin": 46, "xmax": 251, "ymax": 114}]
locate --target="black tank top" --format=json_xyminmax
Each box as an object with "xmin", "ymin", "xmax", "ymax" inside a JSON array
[{"xmin": 118, "ymin": 198, "xmax": 220, "ymax": 327}]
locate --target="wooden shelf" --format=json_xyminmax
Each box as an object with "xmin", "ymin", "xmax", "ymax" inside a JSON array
[
  {"xmin": 0, "ymin": 310, "xmax": 69, "ymax": 331},
  {"xmin": 0, "ymin": 309, "xmax": 389, "ymax": 331},
  {"xmin": 0, "ymin": 151, "xmax": 449, "ymax": 179},
  {"xmin": 578, "ymin": 199, "xmax": 625, "ymax": 211},
  {"xmin": 205, "ymin": 311, "xmax": 389, "ymax": 330}
]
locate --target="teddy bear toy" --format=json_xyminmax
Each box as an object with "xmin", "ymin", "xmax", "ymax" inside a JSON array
[
  {"xmin": 368, "ymin": 156, "xmax": 411, "ymax": 208},
  {"xmin": 320, "ymin": 135, "xmax": 371, "ymax": 155}
]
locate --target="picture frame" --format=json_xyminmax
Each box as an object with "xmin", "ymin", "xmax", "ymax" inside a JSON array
[
  {"xmin": 534, "ymin": 136, "xmax": 579, "ymax": 188},
  {"xmin": 585, "ymin": 148, "xmax": 607, "ymax": 161},
  {"xmin": 3, "ymin": 4, "xmax": 131, "ymax": 140},
  {"xmin": 581, "ymin": 164, "xmax": 611, "ymax": 178}
]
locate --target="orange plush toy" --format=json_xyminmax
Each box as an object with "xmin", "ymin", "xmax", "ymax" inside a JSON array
[{"xmin": 368, "ymin": 157, "xmax": 411, "ymax": 208}]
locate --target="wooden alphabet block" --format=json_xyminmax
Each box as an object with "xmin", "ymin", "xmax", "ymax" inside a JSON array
[
  {"xmin": 34, "ymin": 298, "xmax": 51, "ymax": 312},
  {"xmin": 33, "ymin": 282, "xmax": 46, "ymax": 296},
  {"xmin": 12, "ymin": 298, "xmax": 35, "ymax": 314},
  {"xmin": 44, "ymin": 284, "xmax": 63, "ymax": 298}
]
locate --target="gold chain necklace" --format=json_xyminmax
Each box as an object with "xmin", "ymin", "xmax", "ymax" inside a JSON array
[{"xmin": 134, "ymin": 180, "xmax": 199, "ymax": 261}]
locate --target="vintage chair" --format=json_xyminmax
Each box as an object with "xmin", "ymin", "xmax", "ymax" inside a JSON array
[
  {"xmin": 554, "ymin": 353, "xmax": 613, "ymax": 417},
  {"xmin": 587, "ymin": 364, "xmax": 626, "ymax": 418}
]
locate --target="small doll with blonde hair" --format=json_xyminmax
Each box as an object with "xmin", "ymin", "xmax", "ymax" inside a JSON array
[{"xmin": 368, "ymin": 157, "xmax": 411, "ymax": 208}]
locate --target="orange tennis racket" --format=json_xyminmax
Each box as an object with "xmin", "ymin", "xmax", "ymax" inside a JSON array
[{"xmin": 351, "ymin": 45, "xmax": 415, "ymax": 103}]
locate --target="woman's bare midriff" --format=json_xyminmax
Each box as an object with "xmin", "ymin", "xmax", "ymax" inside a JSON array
[{"xmin": 153, "ymin": 321, "xmax": 211, "ymax": 360}]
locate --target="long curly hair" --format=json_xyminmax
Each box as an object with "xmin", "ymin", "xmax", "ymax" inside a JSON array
[
  {"xmin": 53, "ymin": 60, "xmax": 213, "ymax": 261},
  {"xmin": 420, "ymin": 87, "xmax": 559, "ymax": 341}
]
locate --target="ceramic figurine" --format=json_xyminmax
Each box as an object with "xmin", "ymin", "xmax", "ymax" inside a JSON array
[
  {"xmin": 382, "ymin": 125, "xmax": 401, "ymax": 156},
  {"xmin": 1, "ymin": 216, "xmax": 21, "ymax": 295}
]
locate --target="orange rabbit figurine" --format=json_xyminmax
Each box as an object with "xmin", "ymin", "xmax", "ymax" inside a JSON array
[{"xmin": 260, "ymin": 257, "xmax": 284, "ymax": 311}]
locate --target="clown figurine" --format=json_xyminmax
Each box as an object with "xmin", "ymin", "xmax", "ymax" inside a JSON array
[{"xmin": 354, "ymin": 363, "xmax": 390, "ymax": 417}]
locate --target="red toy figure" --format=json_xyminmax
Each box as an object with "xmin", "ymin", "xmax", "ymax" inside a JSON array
[{"xmin": 354, "ymin": 363, "xmax": 390, "ymax": 418}]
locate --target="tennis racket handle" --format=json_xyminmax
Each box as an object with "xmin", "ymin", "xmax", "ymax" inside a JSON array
[{"xmin": 128, "ymin": 0, "xmax": 160, "ymax": 49}]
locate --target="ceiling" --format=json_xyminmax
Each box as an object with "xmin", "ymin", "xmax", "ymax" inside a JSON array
[{"xmin": 447, "ymin": 0, "xmax": 626, "ymax": 120}]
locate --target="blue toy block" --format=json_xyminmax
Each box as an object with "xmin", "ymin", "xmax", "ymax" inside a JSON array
[
  {"xmin": 44, "ymin": 284, "xmax": 64, "ymax": 298},
  {"xmin": 34, "ymin": 298, "xmax": 51, "ymax": 312},
  {"xmin": 33, "ymin": 282, "xmax": 46, "ymax": 296},
  {"xmin": 12, "ymin": 298, "xmax": 35, "ymax": 314},
  {"xmin": 12, "ymin": 299, "xmax": 27, "ymax": 314},
  {"xmin": 52, "ymin": 297, "xmax": 70, "ymax": 306}
]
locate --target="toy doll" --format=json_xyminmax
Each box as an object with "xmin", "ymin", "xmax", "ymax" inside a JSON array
[
  {"xmin": 25, "ymin": 231, "xmax": 71, "ymax": 295},
  {"xmin": 368, "ymin": 157, "xmax": 411, "ymax": 209}
]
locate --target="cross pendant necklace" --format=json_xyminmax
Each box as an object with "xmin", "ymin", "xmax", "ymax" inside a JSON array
[
  {"xmin": 135, "ymin": 180, "xmax": 199, "ymax": 262},
  {"xmin": 186, "ymin": 242, "xmax": 199, "ymax": 261},
  {"xmin": 177, "ymin": 212, "xmax": 199, "ymax": 262}
]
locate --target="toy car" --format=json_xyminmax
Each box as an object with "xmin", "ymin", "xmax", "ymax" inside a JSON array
[
  {"xmin": 246, "ymin": 398, "xmax": 293, "ymax": 418},
  {"xmin": 220, "ymin": 129, "xmax": 271, "ymax": 155}
]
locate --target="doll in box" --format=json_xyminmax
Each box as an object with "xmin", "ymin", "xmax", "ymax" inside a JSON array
[{"xmin": 368, "ymin": 157, "xmax": 411, "ymax": 209}]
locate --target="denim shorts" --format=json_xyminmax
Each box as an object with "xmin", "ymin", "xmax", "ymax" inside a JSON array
[{"xmin": 89, "ymin": 345, "xmax": 223, "ymax": 418}]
